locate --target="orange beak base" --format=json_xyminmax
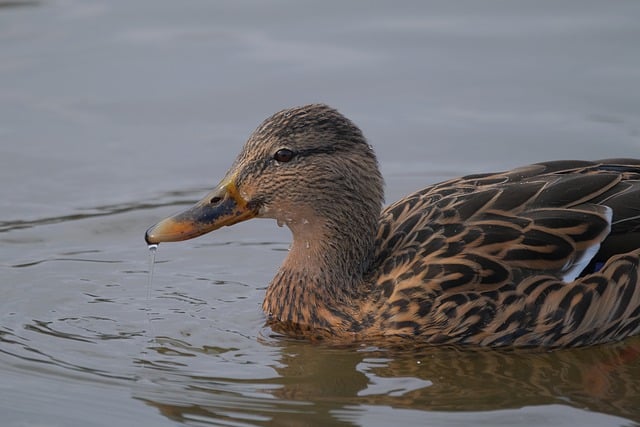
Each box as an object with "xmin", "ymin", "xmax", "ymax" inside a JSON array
[{"xmin": 145, "ymin": 178, "xmax": 257, "ymax": 245}]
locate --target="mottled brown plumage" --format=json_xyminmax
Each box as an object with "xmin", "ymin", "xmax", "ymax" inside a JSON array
[{"xmin": 146, "ymin": 104, "xmax": 640, "ymax": 347}]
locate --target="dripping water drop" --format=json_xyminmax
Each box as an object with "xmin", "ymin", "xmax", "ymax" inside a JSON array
[
  {"xmin": 147, "ymin": 244, "xmax": 158, "ymax": 298},
  {"xmin": 142, "ymin": 243, "xmax": 158, "ymax": 367}
]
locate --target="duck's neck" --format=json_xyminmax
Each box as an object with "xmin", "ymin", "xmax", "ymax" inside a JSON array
[{"xmin": 262, "ymin": 210, "xmax": 378, "ymax": 335}]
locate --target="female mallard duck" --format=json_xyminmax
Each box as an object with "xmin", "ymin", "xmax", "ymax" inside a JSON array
[{"xmin": 146, "ymin": 104, "xmax": 640, "ymax": 347}]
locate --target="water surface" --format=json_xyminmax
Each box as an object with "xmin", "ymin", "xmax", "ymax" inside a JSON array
[{"xmin": 1, "ymin": 1, "xmax": 640, "ymax": 426}]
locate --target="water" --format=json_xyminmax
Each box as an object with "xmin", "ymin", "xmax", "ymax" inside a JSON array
[{"xmin": 2, "ymin": 1, "xmax": 640, "ymax": 426}]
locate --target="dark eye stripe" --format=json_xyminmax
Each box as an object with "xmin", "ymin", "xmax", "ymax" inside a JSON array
[
  {"xmin": 297, "ymin": 146, "xmax": 338, "ymax": 156},
  {"xmin": 272, "ymin": 145, "xmax": 340, "ymax": 165}
]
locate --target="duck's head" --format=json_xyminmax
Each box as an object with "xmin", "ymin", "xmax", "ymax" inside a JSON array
[{"xmin": 145, "ymin": 104, "xmax": 384, "ymax": 246}]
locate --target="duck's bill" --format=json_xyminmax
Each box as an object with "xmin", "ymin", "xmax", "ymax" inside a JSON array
[{"xmin": 145, "ymin": 178, "xmax": 258, "ymax": 244}]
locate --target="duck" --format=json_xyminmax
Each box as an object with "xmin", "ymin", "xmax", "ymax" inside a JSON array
[{"xmin": 145, "ymin": 104, "xmax": 640, "ymax": 347}]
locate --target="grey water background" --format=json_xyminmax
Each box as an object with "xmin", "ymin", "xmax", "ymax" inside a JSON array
[{"xmin": 1, "ymin": 1, "xmax": 640, "ymax": 426}]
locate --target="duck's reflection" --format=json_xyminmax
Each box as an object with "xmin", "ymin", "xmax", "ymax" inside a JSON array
[{"xmin": 134, "ymin": 336, "xmax": 640, "ymax": 426}]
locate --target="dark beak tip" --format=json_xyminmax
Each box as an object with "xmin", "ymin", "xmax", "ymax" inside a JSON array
[{"xmin": 144, "ymin": 226, "xmax": 157, "ymax": 245}]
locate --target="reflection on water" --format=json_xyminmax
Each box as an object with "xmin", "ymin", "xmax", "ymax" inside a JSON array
[{"xmin": 133, "ymin": 336, "xmax": 640, "ymax": 426}]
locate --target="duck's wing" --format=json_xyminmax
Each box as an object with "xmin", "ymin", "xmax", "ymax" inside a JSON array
[
  {"xmin": 373, "ymin": 159, "xmax": 640, "ymax": 294},
  {"xmin": 368, "ymin": 160, "xmax": 640, "ymax": 345}
]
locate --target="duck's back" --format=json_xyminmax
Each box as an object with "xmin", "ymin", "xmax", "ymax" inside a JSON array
[{"xmin": 368, "ymin": 159, "xmax": 640, "ymax": 346}]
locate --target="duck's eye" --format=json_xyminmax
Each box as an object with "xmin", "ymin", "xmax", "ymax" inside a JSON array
[{"xmin": 273, "ymin": 148, "xmax": 295, "ymax": 163}]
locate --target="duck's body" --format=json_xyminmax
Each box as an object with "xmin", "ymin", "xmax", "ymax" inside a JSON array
[
  {"xmin": 146, "ymin": 104, "xmax": 640, "ymax": 347},
  {"xmin": 361, "ymin": 160, "xmax": 640, "ymax": 346}
]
